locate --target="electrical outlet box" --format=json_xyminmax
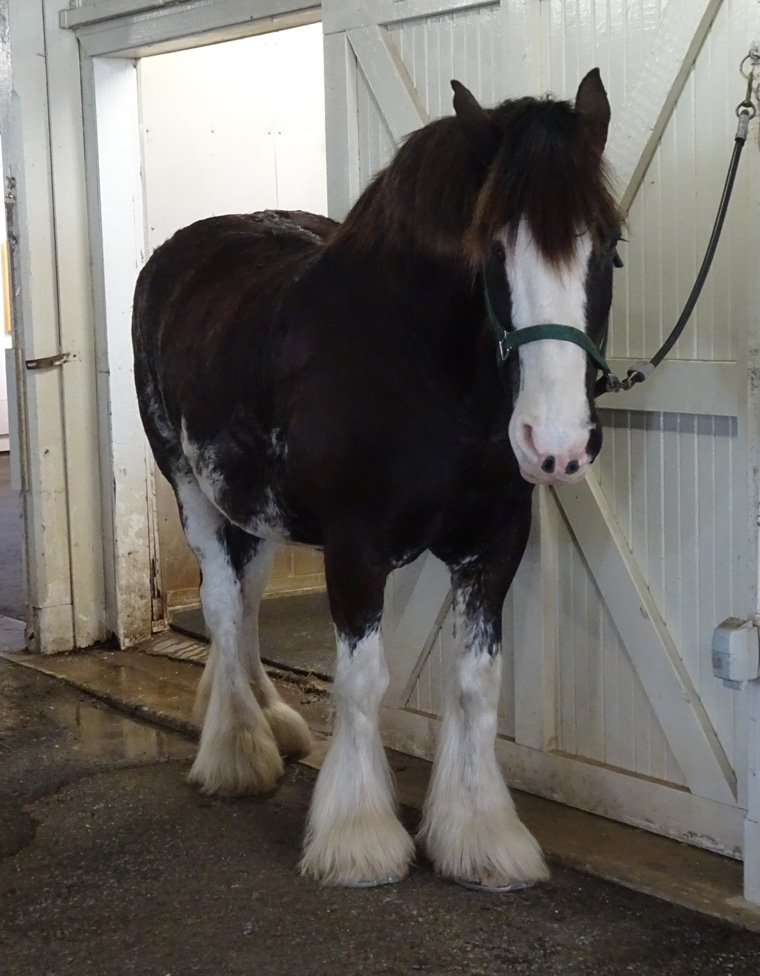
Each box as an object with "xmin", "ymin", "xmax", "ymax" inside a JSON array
[{"xmin": 712, "ymin": 618, "xmax": 760, "ymax": 690}]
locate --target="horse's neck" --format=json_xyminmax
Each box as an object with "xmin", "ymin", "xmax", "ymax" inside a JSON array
[
  {"xmin": 334, "ymin": 119, "xmax": 480, "ymax": 266},
  {"xmin": 338, "ymin": 240, "xmax": 477, "ymax": 338}
]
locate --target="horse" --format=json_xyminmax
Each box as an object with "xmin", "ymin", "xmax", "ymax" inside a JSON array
[{"xmin": 132, "ymin": 69, "xmax": 621, "ymax": 891}]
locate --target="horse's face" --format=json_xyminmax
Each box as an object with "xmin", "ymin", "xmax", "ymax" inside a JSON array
[
  {"xmin": 453, "ymin": 70, "xmax": 620, "ymax": 487},
  {"xmin": 501, "ymin": 222, "xmax": 616, "ymax": 486}
]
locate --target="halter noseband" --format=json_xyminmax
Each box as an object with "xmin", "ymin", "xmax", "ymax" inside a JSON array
[{"xmin": 483, "ymin": 275, "xmax": 614, "ymax": 391}]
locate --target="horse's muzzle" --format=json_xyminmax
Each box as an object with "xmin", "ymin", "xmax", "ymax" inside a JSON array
[{"xmin": 511, "ymin": 423, "xmax": 601, "ymax": 486}]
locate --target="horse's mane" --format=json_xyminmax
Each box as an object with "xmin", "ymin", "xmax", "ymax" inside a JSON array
[{"xmin": 328, "ymin": 94, "xmax": 620, "ymax": 270}]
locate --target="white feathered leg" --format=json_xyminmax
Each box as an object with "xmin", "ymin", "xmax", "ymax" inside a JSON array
[
  {"xmin": 239, "ymin": 539, "xmax": 313, "ymax": 760},
  {"xmin": 420, "ymin": 591, "xmax": 548, "ymax": 889},
  {"xmin": 300, "ymin": 626, "xmax": 414, "ymax": 885},
  {"xmin": 178, "ymin": 478, "xmax": 283, "ymax": 796}
]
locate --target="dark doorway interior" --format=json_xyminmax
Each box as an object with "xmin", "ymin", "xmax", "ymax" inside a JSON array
[{"xmin": 0, "ymin": 453, "xmax": 23, "ymax": 620}]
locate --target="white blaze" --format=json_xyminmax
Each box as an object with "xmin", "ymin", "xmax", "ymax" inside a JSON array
[{"xmin": 503, "ymin": 222, "xmax": 594, "ymax": 485}]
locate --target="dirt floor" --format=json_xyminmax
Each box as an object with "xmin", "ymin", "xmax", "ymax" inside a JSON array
[{"xmin": 2, "ymin": 659, "xmax": 760, "ymax": 976}]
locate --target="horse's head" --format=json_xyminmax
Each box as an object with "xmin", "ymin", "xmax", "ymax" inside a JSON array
[{"xmin": 453, "ymin": 71, "xmax": 621, "ymax": 486}]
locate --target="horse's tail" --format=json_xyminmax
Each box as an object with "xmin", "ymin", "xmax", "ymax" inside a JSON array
[{"xmin": 131, "ymin": 248, "xmax": 187, "ymax": 484}]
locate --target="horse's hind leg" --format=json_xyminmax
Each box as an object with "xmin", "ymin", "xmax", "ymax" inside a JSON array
[
  {"xmin": 300, "ymin": 542, "xmax": 414, "ymax": 885},
  {"xmin": 176, "ymin": 477, "xmax": 283, "ymax": 795},
  {"xmin": 192, "ymin": 538, "xmax": 313, "ymax": 758},
  {"xmin": 238, "ymin": 539, "xmax": 313, "ymax": 759}
]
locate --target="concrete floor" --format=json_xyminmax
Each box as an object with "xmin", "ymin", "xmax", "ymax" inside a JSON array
[{"xmin": 3, "ymin": 658, "xmax": 760, "ymax": 976}]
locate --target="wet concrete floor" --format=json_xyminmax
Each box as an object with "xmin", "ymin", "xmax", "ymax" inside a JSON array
[{"xmin": 3, "ymin": 658, "xmax": 760, "ymax": 976}]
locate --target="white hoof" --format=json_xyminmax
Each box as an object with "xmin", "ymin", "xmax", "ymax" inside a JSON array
[
  {"xmin": 188, "ymin": 723, "xmax": 284, "ymax": 796},
  {"xmin": 263, "ymin": 700, "xmax": 314, "ymax": 759},
  {"xmin": 300, "ymin": 810, "xmax": 414, "ymax": 886},
  {"xmin": 420, "ymin": 811, "xmax": 548, "ymax": 888}
]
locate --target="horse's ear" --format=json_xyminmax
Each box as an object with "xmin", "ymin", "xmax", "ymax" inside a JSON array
[
  {"xmin": 575, "ymin": 68, "xmax": 610, "ymax": 158},
  {"xmin": 451, "ymin": 80, "xmax": 500, "ymax": 165}
]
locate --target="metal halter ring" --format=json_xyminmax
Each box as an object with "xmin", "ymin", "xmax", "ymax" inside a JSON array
[
  {"xmin": 736, "ymin": 102, "xmax": 756, "ymax": 121},
  {"xmin": 740, "ymin": 53, "xmax": 760, "ymax": 79}
]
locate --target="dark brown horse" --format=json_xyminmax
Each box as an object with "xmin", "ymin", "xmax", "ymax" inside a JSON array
[{"xmin": 132, "ymin": 70, "xmax": 620, "ymax": 890}]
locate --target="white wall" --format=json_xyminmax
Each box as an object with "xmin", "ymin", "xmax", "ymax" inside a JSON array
[{"xmin": 139, "ymin": 22, "xmax": 327, "ymax": 253}]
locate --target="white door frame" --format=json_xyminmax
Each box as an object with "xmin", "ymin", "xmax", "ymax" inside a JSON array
[
  {"xmin": 63, "ymin": 0, "xmax": 321, "ymax": 647},
  {"xmin": 4, "ymin": 0, "xmax": 110, "ymax": 652}
]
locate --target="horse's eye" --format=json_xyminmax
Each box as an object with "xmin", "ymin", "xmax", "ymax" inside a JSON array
[{"xmin": 491, "ymin": 241, "xmax": 506, "ymax": 261}]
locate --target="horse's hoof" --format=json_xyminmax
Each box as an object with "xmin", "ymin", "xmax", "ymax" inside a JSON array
[
  {"xmin": 454, "ymin": 877, "xmax": 535, "ymax": 893},
  {"xmin": 263, "ymin": 700, "xmax": 314, "ymax": 760},
  {"xmin": 300, "ymin": 810, "xmax": 414, "ymax": 887},
  {"xmin": 188, "ymin": 725, "xmax": 284, "ymax": 796}
]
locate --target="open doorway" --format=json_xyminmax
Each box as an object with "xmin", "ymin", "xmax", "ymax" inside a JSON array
[{"xmin": 137, "ymin": 23, "xmax": 333, "ymax": 676}]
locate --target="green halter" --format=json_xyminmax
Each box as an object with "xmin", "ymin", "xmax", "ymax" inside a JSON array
[{"xmin": 483, "ymin": 277, "xmax": 613, "ymax": 381}]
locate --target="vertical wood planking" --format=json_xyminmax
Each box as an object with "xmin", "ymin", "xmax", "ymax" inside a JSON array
[
  {"xmin": 355, "ymin": 61, "xmax": 396, "ymax": 189},
  {"xmin": 511, "ymin": 490, "xmax": 549, "ymax": 748},
  {"xmin": 390, "ymin": 4, "xmax": 502, "ymax": 115},
  {"xmin": 42, "ymin": 0, "xmax": 106, "ymax": 647},
  {"xmin": 324, "ymin": 30, "xmax": 361, "ymax": 219},
  {"xmin": 594, "ymin": 410, "xmax": 741, "ymax": 775},
  {"xmin": 553, "ymin": 484, "xmax": 685, "ymax": 783},
  {"xmin": 6, "ymin": 0, "xmax": 76, "ymax": 651}
]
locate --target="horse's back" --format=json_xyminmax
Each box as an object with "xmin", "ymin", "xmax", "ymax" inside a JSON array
[{"xmin": 132, "ymin": 210, "xmax": 334, "ymax": 462}]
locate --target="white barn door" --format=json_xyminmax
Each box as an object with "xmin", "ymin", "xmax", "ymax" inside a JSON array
[{"xmin": 322, "ymin": 0, "xmax": 760, "ymax": 893}]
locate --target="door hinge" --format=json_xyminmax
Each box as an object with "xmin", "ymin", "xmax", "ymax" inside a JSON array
[{"xmin": 712, "ymin": 618, "xmax": 760, "ymax": 690}]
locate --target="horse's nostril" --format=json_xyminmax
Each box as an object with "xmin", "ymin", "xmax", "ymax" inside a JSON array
[
  {"xmin": 565, "ymin": 460, "xmax": 580, "ymax": 475},
  {"xmin": 541, "ymin": 456, "xmax": 556, "ymax": 474}
]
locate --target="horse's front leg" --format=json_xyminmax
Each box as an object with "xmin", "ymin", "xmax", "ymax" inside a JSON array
[
  {"xmin": 300, "ymin": 546, "xmax": 414, "ymax": 886},
  {"xmin": 422, "ymin": 518, "xmax": 549, "ymax": 890}
]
